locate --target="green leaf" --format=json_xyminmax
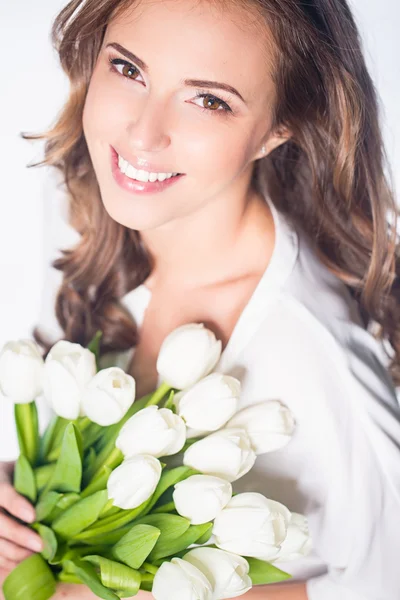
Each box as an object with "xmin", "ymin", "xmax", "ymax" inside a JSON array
[
  {"xmin": 163, "ymin": 390, "xmax": 175, "ymax": 411},
  {"xmin": 81, "ymin": 466, "xmax": 112, "ymax": 499},
  {"xmin": 63, "ymin": 559, "xmax": 120, "ymax": 600},
  {"xmin": 70, "ymin": 525, "xmax": 132, "ymax": 546},
  {"xmin": 142, "ymin": 466, "xmax": 199, "ymax": 516},
  {"xmin": 112, "ymin": 524, "xmax": 160, "ymax": 569},
  {"xmin": 53, "ymin": 490, "xmax": 109, "ymax": 538},
  {"xmin": 83, "ymin": 425, "xmax": 103, "ymax": 452},
  {"xmin": 87, "ymin": 330, "xmax": 103, "ymax": 369},
  {"xmin": 39, "ymin": 416, "xmax": 68, "ymax": 463},
  {"xmin": 149, "ymin": 522, "xmax": 213, "ymax": 561},
  {"xmin": 246, "ymin": 557, "xmax": 292, "ymax": 584},
  {"xmin": 32, "ymin": 523, "xmax": 58, "ymax": 562},
  {"xmin": 83, "ymin": 555, "xmax": 141, "ymax": 596},
  {"xmin": 73, "ymin": 499, "xmax": 150, "ymax": 542},
  {"xmin": 2, "ymin": 554, "xmax": 56, "ymax": 600},
  {"xmin": 44, "ymin": 423, "xmax": 83, "ymax": 494},
  {"xmin": 134, "ymin": 513, "xmax": 190, "ymax": 544},
  {"xmin": 34, "ymin": 464, "xmax": 55, "ymax": 493},
  {"xmin": 14, "ymin": 402, "xmax": 39, "ymax": 466},
  {"xmin": 48, "ymin": 493, "xmax": 81, "ymax": 523},
  {"xmin": 35, "ymin": 491, "xmax": 62, "ymax": 523},
  {"xmin": 14, "ymin": 454, "xmax": 37, "ymax": 503}
]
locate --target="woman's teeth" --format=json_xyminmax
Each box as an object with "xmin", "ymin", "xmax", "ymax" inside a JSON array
[{"xmin": 118, "ymin": 155, "xmax": 178, "ymax": 183}]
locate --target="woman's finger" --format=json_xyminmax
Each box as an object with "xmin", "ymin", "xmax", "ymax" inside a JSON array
[
  {"xmin": 0, "ymin": 513, "xmax": 42, "ymax": 552},
  {"xmin": 0, "ymin": 556, "xmax": 17, "ymax": 572},
  {"xmin": 0, "ymin": 539, "xmax": 32, "ymax": 562},
  {"xmin": 0, "ymin": 482, "xmax": 35, "ymax": 523}
]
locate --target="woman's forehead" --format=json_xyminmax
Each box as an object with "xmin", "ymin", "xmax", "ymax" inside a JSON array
[{"xmin": 105, "ymin": 0, "xmax": 275, "ymax": 105}]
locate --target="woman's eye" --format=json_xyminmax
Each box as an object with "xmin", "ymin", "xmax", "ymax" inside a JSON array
[
  {"xmin": 194, "ymin": 92, "xmax": 232, "ymax": 114},
  {"xmin": 108, "ymin": 58, "xmax": 232, "ymax": 115},
  {"xmin": 109, "ymin": 58, "xmax": 141, "ymax": 80}
]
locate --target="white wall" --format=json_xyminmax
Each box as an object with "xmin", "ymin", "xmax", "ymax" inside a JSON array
[{"xmin": 0, "ymin": 2, "xmax": 399, "ymax": 456}]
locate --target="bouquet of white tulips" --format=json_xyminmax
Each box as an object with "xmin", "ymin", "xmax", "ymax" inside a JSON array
[{"xmin": 0, "ymin": 324, "xmax": 311, "ymax": 600}]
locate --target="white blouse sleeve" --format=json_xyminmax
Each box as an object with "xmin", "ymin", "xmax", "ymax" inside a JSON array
[{"xmin": 295, "ymin": 319, "xmax": 400, "ymax": 600}]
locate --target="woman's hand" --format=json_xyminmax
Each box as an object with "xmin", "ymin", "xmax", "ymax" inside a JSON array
[
  {"xmin": 51, "ymin": 583, "xmax": 154, "ymax": 599},
  {"xmin": 0, "ymin": 461, "xmax": 43, "ymax": 573}
]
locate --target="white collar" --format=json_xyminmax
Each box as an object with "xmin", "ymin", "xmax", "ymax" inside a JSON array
[{"xmin": 114, "ymin": 193, "xmax": 299, "ymax": 374}]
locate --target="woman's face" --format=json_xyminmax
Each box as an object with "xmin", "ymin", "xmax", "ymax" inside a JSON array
[{"xmin": 83, "ymin": 0, "xmax": 278, "ymax": 231}]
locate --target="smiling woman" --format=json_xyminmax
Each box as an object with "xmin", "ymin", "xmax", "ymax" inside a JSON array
[{"xmin": 1, "ymin": 0, "xmax": 400, "ymax": 599}]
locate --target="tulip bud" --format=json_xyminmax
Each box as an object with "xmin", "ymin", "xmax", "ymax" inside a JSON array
[
  {"xmin": 226, "ymin": 400, "xmax": 295, "ymax": 454},
  {"xmin": 152, "ymin": 557, "xmax": 213, "ymax": 600},
  {"xmin": 81, "ymin": 367, "xmax": 136, "ymax": 426},
  {"xmin": 174, "ymin": 373, "xmax": 240, "ymax": 431},
  {"xmin": 183, "ymin": 428, "xmax": 256, "ymax": 482},
  {"xmin": 0, "ymin": 340, "xmax": 44, "ymax": 404},
  {"xmin": 213, "ymin": 492, "xmax": 291, "ymax": 561},
  {"xmin": 107, "ymin": 455, "xmax": 162, "ymax": 509},
  {"xmin": 173, "ymin": 474, "xmax": 232, "ymax": 525},
  {"xmin": 273, "ymin": 512, "xmax": 313, "ymax": 562},
  {"xmin": 116, "ymin": 405, "xmax": 186, "ymax": 458},
  {"xmin": 183, "ymin": 547, "xmax": 252, "ymax": 599},
  {"xmin": 43, "ymin": 340, "xmax": 96, "ymax": 420},
  {"xmin": 157, "ymin": 324, "xmax": 222, "ymax": 389}
]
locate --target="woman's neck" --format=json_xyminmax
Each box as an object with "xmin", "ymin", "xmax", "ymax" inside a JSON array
[{"xmin": 139, "ymin": 184, "xmax": 275, "ymax": 293}]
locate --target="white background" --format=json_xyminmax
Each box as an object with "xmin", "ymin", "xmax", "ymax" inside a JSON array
[{"xmin": 0, "ymin": 1, "xmax": 399, "ymax": 456}]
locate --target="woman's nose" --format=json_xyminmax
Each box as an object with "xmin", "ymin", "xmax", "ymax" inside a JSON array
[{"xmin": 125, "ymin": 96, "xmax": 171, "ymax": 153}]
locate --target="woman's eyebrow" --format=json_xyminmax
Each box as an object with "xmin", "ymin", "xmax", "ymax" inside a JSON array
[{"xmin": 106, "ymin": 42, "xmax": 247, "ymax": 104}]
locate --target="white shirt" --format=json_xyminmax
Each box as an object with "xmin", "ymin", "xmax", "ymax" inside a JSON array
[{"xmin": 2, "ymin": 186, "xmax": 400, "ymax": 600}]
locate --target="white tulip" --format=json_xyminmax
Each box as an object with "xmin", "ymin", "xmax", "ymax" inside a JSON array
[
  {"xmin": 213, "ymin": 492, "xmax": 291, "ymax": 561},
  {"xmin": 183, "ymin": 547, "xmax": 252, "ymax": 599},
  {"xmin": 81, "ymin": 367, "xmax": 136, "ymax": 426},
  {"xmin": 43, "ymin": 340, "xmax": 96, "ymax": 419},
  {"xmin": 116, "ymin": 405, "xmax": 186, "ymax": 458},
  {"xmin": 173, "ymin": 474, "xmax": 232, "ymax": 525},
  {"xmin": 226, "ymin": 400, "xmax": 295, "ymax": 454},
  {"xmin": 107, "ymin": 455, "xmax": 162, "ymax": 509},
  {"xmin": 0, "ymin": 340, "xmax": 44, "ymax": 404},
  {"xmin": 152, "ymin": 557, "xmax": 213, "ymax": 600},
  {"xmin": 174, "ymin": 373, "xmax": 240, "ymax": 431},
  {"xmin": 273, "ymin": 513, "xmax": 313, "ymax": 562},
  {"xmin": 183, "ymin": 428, "xmax": 256, "ymax": 482},
  {"xmin": 157, "ymin": 323, "xmax": 222, "ymax": 389}
]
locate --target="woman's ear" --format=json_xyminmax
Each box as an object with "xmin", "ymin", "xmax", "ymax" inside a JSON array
[{"xmin": 254, "ymin": 127, "xmax": 292, "ymax": 160}]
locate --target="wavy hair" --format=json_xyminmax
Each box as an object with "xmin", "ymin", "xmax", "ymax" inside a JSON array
[{"xmin": 27, "ymin": 0, "xmax": 400, "ymax": 385}]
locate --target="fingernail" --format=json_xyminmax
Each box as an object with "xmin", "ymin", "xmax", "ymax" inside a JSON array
[
  {"xmin": 21, "ymin": 507, "xmax": 35, "ymax": 523},
  {"xmin": 29, "ymin": 537, "xmax": 43, "ymax": 552}
]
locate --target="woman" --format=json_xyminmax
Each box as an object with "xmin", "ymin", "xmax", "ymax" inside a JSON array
[{"xmin": 1, "ymin": 0, "xmax": 400, "ymax": 598}]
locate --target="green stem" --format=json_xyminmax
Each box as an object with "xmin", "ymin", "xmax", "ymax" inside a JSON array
[
  {"xmin": 14, "ymin": 402, "xmax": 39, "ymax": 465},
  {"xmin": 145, "ymin": 382, "xmax": 172, "ymax": 407},
  {"xmin": 142, "ymin": 563, "xmax": 159, "ymax": 576},
  {"xmin": 88, "ymin": 447, "xmax": 123, "ymax": 486},
  {"xmin": 151, "ymin": 501, "xmax": 176, "ymax": 514},
  {"xmin": 181, "ymin": 437, "xmax": 202, "ymax": 453}
]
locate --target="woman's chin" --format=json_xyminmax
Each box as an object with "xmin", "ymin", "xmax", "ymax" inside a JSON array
[{"xmin": 100, "ymin": 196, "xmax": 171, "ymax": 232}]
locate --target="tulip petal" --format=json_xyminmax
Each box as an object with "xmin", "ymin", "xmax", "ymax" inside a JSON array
[{"xmin": 44, "ymin": 360, "xmax": 81, "ymax": 420}]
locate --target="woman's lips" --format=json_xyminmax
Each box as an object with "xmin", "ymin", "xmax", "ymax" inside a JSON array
[{"xmin": 110, "ymin": 146, "xmax": 185, "ymax": 194}]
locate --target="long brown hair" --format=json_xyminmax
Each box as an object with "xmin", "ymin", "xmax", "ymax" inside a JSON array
[{"xmin": 27, "ymin": 0, "xmax": 400, "ymax": 386}]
